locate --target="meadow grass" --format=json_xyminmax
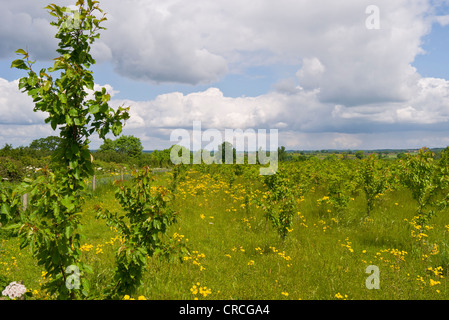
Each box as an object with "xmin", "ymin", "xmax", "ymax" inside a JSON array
[{"xmin": 2, "ymin": 167, "xmax": 449, "ymax": 300}]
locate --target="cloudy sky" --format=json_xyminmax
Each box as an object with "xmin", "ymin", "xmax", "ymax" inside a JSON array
[{"xmin": 1, "ymin": 0, "xmax": 449, "ymax": 150}]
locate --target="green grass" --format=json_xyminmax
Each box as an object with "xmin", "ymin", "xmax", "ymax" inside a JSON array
[{"xmin": 2, "ymin": 167, "xmax": 449, "ymax": 300}]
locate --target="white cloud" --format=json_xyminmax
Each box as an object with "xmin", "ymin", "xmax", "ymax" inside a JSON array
[
  {"xmin": 0, "ymin": 1, "xmax": 58, "ymax": 59},
  {"xmin": 296, "ymin": 57, "xmax": 325, "ymax": 90},
  {"xmin": 0, "ymin": 78, "xmax": 46, "ymax": 125},
  {"xmin": 0, "ymin": 0, "xmax": 439, "ymax": 103},
  {"xmin": 85, "ymin": 0, "xmax": 433, "ymax": 101},
  {"xmin": 3, "ymin": 75, "xmax": 449, "ymax": 149},
  {"xmin": 2, "ymin": 0, "xmax": 449, "ymax": 150}
]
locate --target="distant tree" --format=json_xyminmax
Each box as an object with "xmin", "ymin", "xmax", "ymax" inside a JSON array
[
  {"xmin": 217, "ymin": 141, "xmax": 236, "ymax": 164},
  {"xmin": 151, "ymin": 148, "xmax": 172, "ymax": 167},
  {"xmin": 114, "ymin": 135, "xmax": 143, "ymax": 157},
  {"xmin": 0, "ymin": 144, "xmax": 13, "ymax": 157},
  {"xmin": 169, "ymin": 144, "xmax": 192, "ymax": 165},
  {"xmin": 0, "ymin": 157, "xmax": 23, "ymax": 181},
  {"xmin": 355, "ymin": 150, "xmax": 365, "ymax": 160},
  {"xmin": 29, "ymin": 136, "xmax": 62, "ymax": 151},
  {"xmin": 98, "ymin": 135, "xmax": 143, "ymax": 158},
  {"xmin": 278, "ymin": 146, "xmax": 288, "ymax": 162},
  {"xmin": 98, "ymin": 138, "xmax": 115, "ymax": 152},
  {"xmin": 397, "ymin": 152, "xmax": 407, "ymax": 160}
]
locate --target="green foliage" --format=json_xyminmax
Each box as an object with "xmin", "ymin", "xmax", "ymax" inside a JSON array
[
  {"xmin": 97, "ymin": 167, "xmax": 178, "ymax": 297},
  {"xmin": 10, "ymin": 0, "xmax": 129, "ymax": 299},
  {"xmin": 360, "ymin": 154, "xmax": 388, "ymax": 215},
  {"xmin": 216, "ymin": 141, "xmax": 236, "ymax": 164},
  {"xmin": 29, "ymin": 136, "xmax": 62, "ymax": 152},
  {"xmin": 0, "ymin": 183, "xmax": 21, "ymax": 226},
  {"xmin": 399, "ymin": 147, "xmax": 440, "ymax": 225},
  {"xmin": 0, "ymin": 157, "xmax": 24, "ymax": 182},
  {"xmin": 355, "ymin": 150, "xmax": 365, "ymax": 160},
  {"xmin": 150, "ymin": 148, "xmax": 173, "ymax": 167},
  {"xmin": 99, "ymin": 135, "xmax": 143, "ymax": 158},
  {"xmin": 323, "ymin": 159, "xmax": 358, "ymax": 213},
  {"xmin": 15, "ymin": 169, "xmax": 92, "ymax": 299},
  {"xmin": 169, "ymin": 164, "xmax": 188, "ymax": 195},
  {"xmin": 277, "ymin": 146, "xmax": 289, "ymax": 162},
  {"xmin": 260, "ymin": 167, "xmax": 302, "ymax": 239}
]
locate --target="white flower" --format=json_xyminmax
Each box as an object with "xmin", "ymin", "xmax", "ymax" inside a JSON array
[{"xmin": 2, "ymin": 281, "xmax": 27, "ymax": 300}]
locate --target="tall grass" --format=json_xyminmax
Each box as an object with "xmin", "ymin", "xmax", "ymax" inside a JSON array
[{"xmin": 2, "ymin": 166, "xmax": 449, "ymax": 300}]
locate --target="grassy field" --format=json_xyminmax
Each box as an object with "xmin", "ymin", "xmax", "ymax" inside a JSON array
[{"xmin": 2, "ymin": 162, "xmax": 449, "ymax": 300}]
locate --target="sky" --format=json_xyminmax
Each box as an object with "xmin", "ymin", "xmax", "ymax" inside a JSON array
[{"xmin": 1, "ymin": 0, "xmax": 449, "ymax": 151}]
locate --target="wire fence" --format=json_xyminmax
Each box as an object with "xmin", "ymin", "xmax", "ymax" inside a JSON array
[{"xmin": 18, "ymin": 167, "xmax": 172, "ymax": 210}]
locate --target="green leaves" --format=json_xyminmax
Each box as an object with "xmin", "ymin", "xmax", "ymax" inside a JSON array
[
  {"xmin": 97, "ymin": 168, "xmax": 177, "ymax": 297},
  {"xmin": 360, "ymin": 154, "xmax": 387, "ymax": 215},
  {"xmin": 10, "ymin": 49, "xmax": 30, "ymax": 70},
  {"xmin": 9, "ymin": 0, "xmax": 131, "ymax": 300},
  {"xmin": 399, "ymin": 147, "xmax": 445, "ymax": 225},
  {"xmin": 11, "ymin": 59, "xmax": 28, "ymax": 70},
  {"xmin": 0, "ymin": 185, "xmax": 21, "ymax": 226}
]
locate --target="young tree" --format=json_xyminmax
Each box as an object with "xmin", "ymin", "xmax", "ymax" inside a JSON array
[
  {"xmin": 10, "ymin": 0, "xmax": 129, "ymax": 299},
  {"xmin": 399, "ymin": 148, "xmax": 439, "ymax": 225},
  {"xmin": 278, "ymin": 146, "xmax": 288, "ymax": 162},
  {"xmin": 360, "ymin": 154, "xmax": 387, "ymax": 215}
]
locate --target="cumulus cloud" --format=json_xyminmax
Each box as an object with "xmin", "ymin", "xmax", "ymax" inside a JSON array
[
  {"xmin": 3, "ymin": 74, "xmax": 449, "ymax": 149},
  {"xmin": 88, "ymin": 0, "xmax": 435, "ymax": 108},
  {"xmin": 0, "ymin": 0, "xmax": 59, "ymax": 60},
  {"xmin": 296, "ymin": 57, "xmax": 325, "ymax": 90},
  {"xmin": 0, "ymin": 1, "xmax": 437, "ymax": 100},
  {"xmin": 0, "ymin": 77, "xmax": 121, "ymax": 146},
  {"xmin": 0, "ymin": 78, "xmax": 46, "ymax": 125},
  {"xmin": 105, "ymin": 74, "xmax": 449, "ymax": 149},
  {"xmin": 2, "ymin": 0, "xmax": 449, "ymax": 149}
]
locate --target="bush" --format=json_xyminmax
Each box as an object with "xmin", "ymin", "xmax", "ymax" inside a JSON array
[{"xmin": 0, "ymin": 157, "xmax": 24, "ymax": 182}]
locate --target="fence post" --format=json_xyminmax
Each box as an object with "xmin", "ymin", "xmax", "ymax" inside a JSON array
[
  {"xmin": 120, "ymin": 169, "xmax": 123, "ymax": 181},
  {"xmin": 22, "ymin": 193, "xmax": 28, "ymax": 211},
  {"xmin": 92, "ymin": 175, "xmax": 96, "ymax": 192}
]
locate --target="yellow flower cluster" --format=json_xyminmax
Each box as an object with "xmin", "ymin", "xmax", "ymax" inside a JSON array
[
  {"xmin": 80, "ymin": 243, "xmax": 93, "ymax": 252},
  {"xmin": 335, "ymin": 292, "xmax": 348, "ymax": 300},
  {"xmin": 367, "ymin": 248, "xmax": 408, "ymax": 271},
  {"xmin": 315, "ymin": 219, "xmax": 330, "ymax": 232},
  {"xmin": 415, "ymin": 266, "xmax": 444, "ymax": 292},
  {"xmin": 173, "ymin": 232, "xmax": 188, "ymax": 243},
  {"xmin": 123, "ymin": 295, "xmax": 147, "ymax": 300},
  {"xmin": 183, "ymin": 251, "xmax": 206, "ymax": 271},
  {"xmin": 190, "ymin": 282, "xmax": 212, "ymax": 299},
  {"xmin": 405, "ymin": 216, "xmax": 433, "ymax": 243},
  {"xmin": 80, "ymin": 243, "xmax": 104, "ymax": 254},
  {"xmin": 427, "ymin": 266, "xmax": 444, "ymax": 278},
  {"xmin": 231, "ymin": 245, "xmax": 245, "ymax": 253},
  {"xmin": 297, "ymin": 212, "xmax": 308, "ymax": 228},
  {"xmin": 269, "ymin": 246, "xmax": 292, "ymax": 267},
  {"xmin": 241, "ymin": 216, "xmax": 256, "ymax": 229},
  {"xmin": 340, "ymin": 238, "xmax": 354, "ymax": 253}
]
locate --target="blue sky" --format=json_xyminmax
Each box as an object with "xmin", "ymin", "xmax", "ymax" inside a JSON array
[
  {"xmin": 413, "ymin": 22, "xmax": 449, "ymax": 79},
  {"xmin": 2, "ymin": 0, "xmax": 449, "ymax": 151}
]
